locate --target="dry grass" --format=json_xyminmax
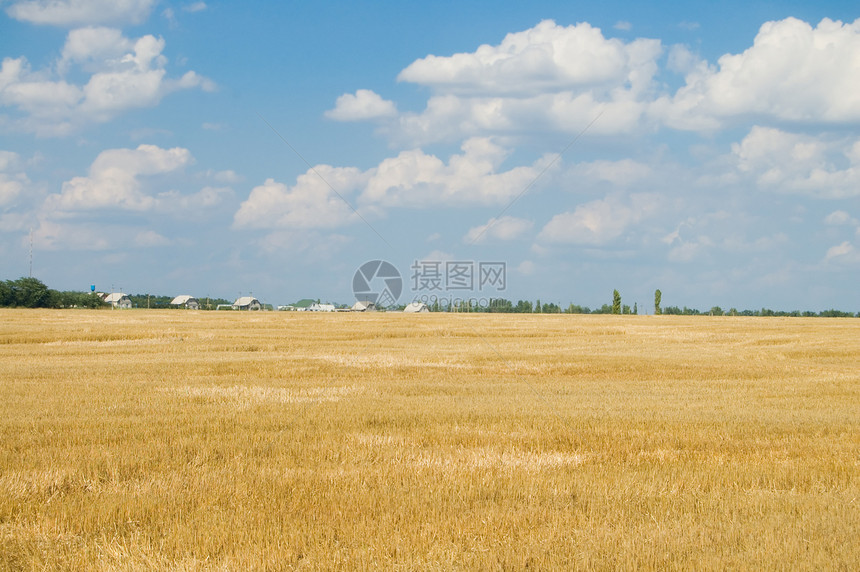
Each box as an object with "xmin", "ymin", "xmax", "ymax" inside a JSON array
[{"xmin": 0, "ymin": 309, "xmax": 857, "ymax": 570}]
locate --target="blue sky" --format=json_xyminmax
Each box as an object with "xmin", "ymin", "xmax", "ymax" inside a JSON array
[{"xmin": 1, "ymin": 0, "xmax": 858, "ymax": 311}]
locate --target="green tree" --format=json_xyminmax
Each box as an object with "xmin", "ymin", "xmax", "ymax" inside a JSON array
[
  {"xmin": 10, "ymin": 277, "xmax": 53, "ymax": 308},
  {"xmin": 654, "ymin": 289, "xmax": 662, "ymax": 315},
  {"xmin": 515, "ymin": 300, "xmax": 533, "ymax": 313},
  {"xmin": 633, "ymin": 302, "xmax": 638, "ymax": 315},
  {"xmin": 535, "ymin": 299, "xmax": 542, "ymax": 313},
  {"xmin": 612, "ymin": 290, "xmax": 621, "ymax": 315},
  {"xmin": 0, "ymin": 281, "xmax": 11, "ymax": 306}
]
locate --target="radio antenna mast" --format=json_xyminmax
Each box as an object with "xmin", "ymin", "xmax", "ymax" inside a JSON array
[{"xmin": 28, "ymin": 228, "xmax": 33, "ymax": 278}]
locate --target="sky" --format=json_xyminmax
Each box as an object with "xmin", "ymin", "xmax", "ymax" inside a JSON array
[{"xmin": 1, "ymin": 0, "xmax": 858, "ymax": 312}]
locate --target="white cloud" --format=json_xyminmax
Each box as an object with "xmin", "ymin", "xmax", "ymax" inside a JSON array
[
  {"xmin": 417, "ymin": 250, "xmax": 454, "ymax": 263},
  {"xmin": 361, "ymin": 137, "xmax": 546, "ymax": 206},
  {"xmin": 156, "ymin": 185, "xmax": 233, "ymax": 211},
  {"xmin": 516, "ymin": 260, "xmax": 536, "ymax": 275},
  {"xmin": 824, "ymin": 241, "xmax": 860, "ymax": 263},
  {"xmin": 732, "ymin": 126, "xmax": 860, "ymax": 198},
  {"xmin": 348, "ymin": 17, "xmax": 860, "ymax": 146},
  {"xmin": 326, "ymin": 89, "xmax": 397, "ymax": 121},
  {"xmin": 614, "ymin": 21, "xmax": 632, "ymax": 32},
  {"xmin": 399, "ymin": 20, "xmax": 660, "ymax": 95},
  {"xmin": 233, "ymin": 169, "xmax": 369, "ymax": 230},
  {"xmin": 824, "ymin": 210, "xmax": 859, "ymax": 226},
  {"xmin": 206, "ymin": 169, "xmax": 241, "ymax": 184},
  {"xmin": 0, "ymin": 151, "xmax": 23, "ymax": 172},
  {"xmin": 655, "ymin": 17, "xmax": 860, "ymax": 129},
  {"xmin": 570, "ymin": 158, "xmax": 652, "ymax": 187},
  {"xmin": 183, "ymin": 2, "xmax": 207, "ymax": 13},
  {"xmin": 6, "ymin": 0, "xmax": 157, "ymax": 26},
  {"xmin": 31, "ymin": 219, "xmax": 176, "ymax": 251},
  {"xmin": 387, "ymin": 19, "xmax": 662, "ymax": 143},
  {"xmin": 0, "ymin": 151, "xmax": 29, "ymax": 207},
  {"xmin": 58, "ymin": 27, "xmax": 132, "ymax": 73},
  {"xmin": 234, "ymin": 137, "xmax": 552, "ymax": 232},
  {"xmin": 666, "ymin": 44, "xmax": 700, "ymax": 75},
  {"xmin": 134, "ymin": 229, "xmax": 170, "ymax": 247},
  {"xmin": 464, "ymin": 215, "xmax": 533, "ymax": 244},
  {"xmin": 44, "ymin": 144, "xmax": 192, "ymax": 212},
  {"xmin": 162, "ymin": 7, "xmax": 176, "ymax": 27},
  {"xmin": 668, "ymin": 240, "xmax": 707, "ymax": 262},
  {"xmin": 0, "ymin": 174, "xmax": 25, "ymax": 207},
  {"xmin": 0, "ymin": 29, "xmax": 214, "ymax": 135},
  {"xmin": 538, "ymin": 193, "xmax": 658, "ymax": 245}
]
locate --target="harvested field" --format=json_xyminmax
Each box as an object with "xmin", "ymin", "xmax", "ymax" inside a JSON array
[{"xmin": 0, "ymin": 310, "xmax": 857, "ymax": 570}]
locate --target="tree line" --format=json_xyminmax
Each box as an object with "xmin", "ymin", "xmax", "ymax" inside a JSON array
[
  {"xmin": 0, "ymin": 277, "xmax": 105, "ymax": 308},
  {"xmin": 443, "ymin": 288, "xmax": 858, "ymax": 317},
  {"xmin": 0, "ymin": 277, "xmax": 236, "ymax": 309},
  {"xmin": 1, "ymin": 277, "xmax": 857, "ymax": 317}
]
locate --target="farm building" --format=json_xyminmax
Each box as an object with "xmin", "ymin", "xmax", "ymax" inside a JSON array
[
  {"xmin": 291, "ymin": 299, "xmax": 316, "ymax": 310},
  {"xmin": 170, "ymin": 295, "xmax": 199, "ymax": 310},
  {"xmin": 308, "ymin": 303, "xmax": 335, "ymax": 312},
  {"xmin": 404, "ymin": 301, "xmax": 429, "ymax": 313},
  {"xmin": 233, "ymin": 296, "xmax": 262, "ymax": 311},
  {"xmin": 351, "ymin": 300, "xmax": 376, "ymax": 312},
  {"xmin": 101, "ymin": 293, "xmax": 132, "ymax": 309}
]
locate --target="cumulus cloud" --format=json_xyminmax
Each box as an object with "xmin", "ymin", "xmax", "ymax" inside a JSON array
[
  {"xmin": 0, "ymin": 28, "xmax": 214, "ymax": 135},
  {"xmin": 732, "ymin": 126, "xmax": 860, "ymax": 198},
  {"xmin": 6, "ymin": 0, "xmax": 157, "ymax": 26},
  {"xmin": 31, "ymin": 218, "xmax": 177, "ymax": 251},
  {"xmin": 233, "ymin": 169, "xmax": 369, "ymax": 230},
  {"xmin": 463, "ymin": 215, "xmax": 533, "ymax": 244},
  {"xmin": 325, "ymin": 89, "xmax": 397, "ymax": 121},
  {"xmin": 44, "ymin": 144, "xmax": 192, "ymax": 212},
  {"xmin": 399, "ymin": 19, "xmax": 660, "ymax": 96},
  {"xmin": 361, "ymin": 137, "xmax": 546, "ymax": 206},
  {"xmin": 234, "ymin": 138, "xmax": 553, "ymax": 231},
  {"xmin": 654, "ymin": 17, "xmax": 860, "ymax": 129},
  {"xmin": 334, "ymin": 17, "xmax": 859, "ymax": 146},
  {"xmin": 824, "ymin": 210, "xmax": 859, "ymax": 226},
  {"xmin": 384, "ymin": 19, "xmax": 663, "ymax": 143},
  {"xmin": 538, "ymin": 193, "xmax": 658, "ymax": 245},
  {"xmin": 824, "ymin": 241, "xmax": 860, "ymax": 263},
  {"xmin": 0, "ymin": 151, "xmax": 28, "ymax": 206}
]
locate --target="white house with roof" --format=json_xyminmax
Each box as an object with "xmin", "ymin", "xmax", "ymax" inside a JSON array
[
  {"xmin": 170, "ymin": 295, "xmax": 199, "ymax": 310},
  {"xmin": 101, "ymin": 292, "xmax": 132, "ymax": 309},
  {"xmin": 308, "ymin": 302, "xmax": 335, "ymax": 312},
  {"xmin": 403, "ymin": 301, "xmax": 429, "ymax": 313},
  {"xmin": 233, "ymin": 296, "xmax": 262, "ymax": 311},
  {"xmin": 351, "ymin": 300, "xmax": 376, "ymax": 312}
]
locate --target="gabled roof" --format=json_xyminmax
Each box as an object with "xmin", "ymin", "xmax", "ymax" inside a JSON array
[
  {"xmin": 233, "ymin": 296, "xmax": 260, "ymax": 306},
  {"xmin": 352, "ymin": 300, "xmax": 376, "ymax": 311},
  {"xmin": 404, "ymin": 301, "xmax": 429, "ymax": 312},
  {"xmin": 103, "ymin": 293, "xmax": 128, "ymax": 303},
  {"xmin": 171, "ymin": 295, "xmax": 196, "ymax": 305}
]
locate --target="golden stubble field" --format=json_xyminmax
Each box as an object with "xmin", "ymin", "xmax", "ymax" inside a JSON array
[{"xmin": 0, "ymin": 309, "xmax": 857, "ymax": 570}]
